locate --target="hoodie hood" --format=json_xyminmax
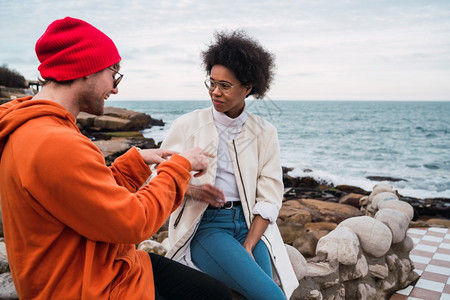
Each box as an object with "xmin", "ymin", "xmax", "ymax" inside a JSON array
[{"xmin": 0, "ymin": 96, "xmax": 78, "ymax": 155}]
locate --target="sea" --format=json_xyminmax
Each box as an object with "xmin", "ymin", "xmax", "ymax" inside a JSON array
[{"xmin": 107, "ymin": 100, "xmax": 450, "ymax": 199}]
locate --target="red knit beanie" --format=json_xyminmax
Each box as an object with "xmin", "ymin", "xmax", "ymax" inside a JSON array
[{"xmin": 36, "ymin": 17, "xmax": 121, "ymax": 81}]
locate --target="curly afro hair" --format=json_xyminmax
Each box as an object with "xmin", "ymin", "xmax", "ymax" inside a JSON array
[{"xmin": 201, "ymin": 30, "xmax": 275, "ymax": 99}]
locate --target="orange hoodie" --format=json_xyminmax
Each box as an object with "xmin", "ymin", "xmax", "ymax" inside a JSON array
[{"xmin": 0, "ymin": 97, "xmax": 191, "ymax": 299}]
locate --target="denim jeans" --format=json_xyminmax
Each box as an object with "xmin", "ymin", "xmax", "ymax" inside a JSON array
[{"xmin": 191, "ymin": 205, "xmax": 286, "ymax": 300}]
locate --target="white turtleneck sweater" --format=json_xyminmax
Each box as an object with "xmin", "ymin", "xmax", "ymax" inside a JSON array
[{"xmin": 212, "ymin": 105, "xmax": 278, "ymax": 223}]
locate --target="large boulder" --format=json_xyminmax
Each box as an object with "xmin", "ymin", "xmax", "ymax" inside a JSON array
[
  {"xmin": 316, "ymin": 226, "xmax": 360, "ymax": 265},
  {"xmin": 278, "ymin": 200, "xmax": 312, "ymax": 225},
  {"xmin": 77, "ymin": 107, "xmax": 154, "ymax": 133},
  {"xmin": 337, "ymin": 216, "xmax": 392, "ymax": 257},
  {"xmin": 300, "ymin": 199, "xmax": 363, "ymax": 224},
  {"xmin": 375, "ymin": 209, "xmax": 410, "ymax": 244},
  {"xmin": 378, "ymin": 200, "xmax": 414, "ymax": 221}
]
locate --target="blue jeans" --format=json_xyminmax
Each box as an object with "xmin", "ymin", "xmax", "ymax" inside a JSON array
[{"xmin": 191, "ymin": 205, "xmax": 286, "ymax": 300}]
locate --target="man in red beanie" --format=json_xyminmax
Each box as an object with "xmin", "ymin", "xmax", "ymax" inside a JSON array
[{"xmin": 0, "ymin": 17, "xmax": 231, "ymax": 300}]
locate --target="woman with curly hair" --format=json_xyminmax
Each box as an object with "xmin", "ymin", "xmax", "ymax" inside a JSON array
[{"xmin": 161, "ymin": 30, "xmax": 299, "ymax": 299}]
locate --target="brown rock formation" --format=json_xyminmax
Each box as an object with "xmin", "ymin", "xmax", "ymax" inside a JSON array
[{"xmin": 76, "ymin": 106, "xmax": 163, "ymax": 165}]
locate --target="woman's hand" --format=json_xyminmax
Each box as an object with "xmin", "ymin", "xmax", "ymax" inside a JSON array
[
  {"xmin": 186, "ymin": 184, "xmax": 226, "ymax": 207},
  {"xmin": 179, "ymin": 147, "xmax": 214, "ymax": 177},
  {"xmin": 242, "ymin": 215, "xmax": 270, "ymax": 260}
]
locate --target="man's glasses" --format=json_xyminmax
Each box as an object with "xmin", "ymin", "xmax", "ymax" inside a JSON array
[
  {"xmin": 204, "ymin": 78, "xmax": 240, "ymax": 95},
  {"xmin": 108, "ymin": 67, "xmax": 123, "ymax": 88}
]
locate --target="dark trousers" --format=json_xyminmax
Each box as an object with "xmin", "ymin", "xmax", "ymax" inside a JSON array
[{"xmin": 149, "ymin": 253, "xmax": 232, "ymax": 300}]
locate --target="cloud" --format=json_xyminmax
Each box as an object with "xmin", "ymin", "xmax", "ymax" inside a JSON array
[{"xmin": 1, "ymin": 0, "xmax": 449, "ymax": 100}]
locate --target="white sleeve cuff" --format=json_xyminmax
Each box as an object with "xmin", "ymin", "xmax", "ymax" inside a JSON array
[{"xmin": 252, "ymin": 202, "xmax": 279, "ymax": 224}]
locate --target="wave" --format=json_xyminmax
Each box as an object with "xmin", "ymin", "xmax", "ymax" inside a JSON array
[{"xmin": 286, "ymin": 167, "xmax": 450, "ymax": 199}]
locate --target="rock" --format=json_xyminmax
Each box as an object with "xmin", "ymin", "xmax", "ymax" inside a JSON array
[
  {"xmin": 340, "ymin": 253, "xmax": 368, "ymax": 281},
  {"xmin": 424, "ymin": 218, "xmax": 450, "ymax": 227},
  {"xmin": 306, "ymin": 260, "xmax": 341, "ymax": 291},
  {"xmin": 371, "ymin": 192, "xmax": 399, "ymax": 209},
  {"xmin": 406, "ymin": 197, "xmax": 450, "ymax": 218},
  {"xmin": 399, "ymin": 258, "xmax": 417, "ymax": 284},
  {"xmin": 137, "ymin": 239, "xmax": 167, "ymax": 256},
  {"xmin": 283, "ymin": 176, "xmax": 323, "ymax": 189},
  {"xmin": 284, "ymin": 187, "xmax": 340, "ymax": 202},
  {"xmin": 76, "ymin": 112, "xmax": 96, "ymax": 128},
  {"xmin": 277, "ymin": 221, "xmax": 305, "ymax": 245},
  {"xmin": 366, "ymin": 176, "xmax": 407, "ymax": 182},
  {"xmin": 335, "ymin": 185, "xmax": 369, "ymax": 195},
  {"xmin": 92, "ymin": 139, "xmax": 132, "ymax": 159},
  {"xmin": 155, "ymin": 231, "xmax": 168, "ymax": 243},
  {"xmin": 300, "ymin": 199, "xmax": 363, "ymax": 224},
  {"xmin": 282, "ymin": 166, "xmax": 294, "ymax": 174},
  {"xmin": 289, "ymin": 222, "xmax": 336, "ymax": 257},
  {"xmin": 367, "ymin": 256, "xmax": 389, "ymax": 279},
  {"xmin": 278, "ymin": 200, "xmax": 312, "ymax": 225},
  {"xmin": 306, "ymin": 259, "xmax": 339, "ymax": 279},
  {"xmin": 337, "ymin": 216, "xmax": 392, "ymax": 257},
  {"xmin": 375, "ymin": 209, "xmax": 410, "ymax": 243},
  {"xmin": 357, "ymin": 283, "xmax": 377, "ymax": 300},
  {"xmin": 339, "ymin": 193, "xmax": 365, "ymax": 208},
  {"xmin": 93, "ymin": 115, "xmax": 131, "ymax": 131},
  {"xmin": 377, "ymin": 200, "xmax": 414, "ymax": 221},
  {"xmin": 74, "ymin": 107, "xmax": 161, "ymax": 165},
  {"xmin": 161, "ymin": 238, "xmax": 170, "ymax": 251},
  {"xmin": 293, "ymin": 230, "xmax": 320, "ymax": 258},
  {"xmin": 78, "ymin": 106, "xmax": 154, "ymax": 132},
  {"xmin": 385, "ymin": 253, "xmax": 400, "ymax": 271},
  {"xmin": 305, "ymin": 290, "xmax": 323, "ymax": 300},
  {"xmin": 285, "ymin": 244, "xmax": 307, "ymax": 281},
  {"xmin": 103, "ymin": 106, "xmax": 154, "ymax": 130},
  {"xmin": 0, "ymin": 272, "xmax": 18, "ymax": 299},
  {"xmin": 368, "ymin": 183, "xmax": 395, "ymax": 202},
  {"xmin": 391, "ymin": 236, "xmax": 415, "ymax": 253},
  {"xmin": 316, "ymin": 227, "xmax": 360, "ymax": 265},
  {"xmin": 0, "ymin": 241, "xmax": 9, "ymax": 274},
  {"xmin": 92, "ymin": 137, "xmax": 157, "ymax": 166},
  {"xmin": 305, "ymin": 222, "xmax": 337, "ymax": 232}
]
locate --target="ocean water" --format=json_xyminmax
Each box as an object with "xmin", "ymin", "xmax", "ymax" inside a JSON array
[{"xmin": 107, "ymin": 100, "xmax": 450, "ymax": 199}]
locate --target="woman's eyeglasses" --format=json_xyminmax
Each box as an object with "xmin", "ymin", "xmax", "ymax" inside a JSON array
[{"xmin": 204, "ymin": 78, "xmax": 240, "ymax": 95}]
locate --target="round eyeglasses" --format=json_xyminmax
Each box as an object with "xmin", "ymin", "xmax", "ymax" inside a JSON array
[
  {"xmin": 108, "ymin": 67, "xmax": 123, "ymax": 88},
  {"xmin": 204, "ymin": 78, "xmax": 240, "ymax": 95}
]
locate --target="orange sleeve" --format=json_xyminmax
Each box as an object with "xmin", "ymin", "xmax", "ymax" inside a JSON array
[
  {"xmin": 20, "ymin": 129, "xmax": 192, "ymax": 244},
  {"xmin": 109, "ymin": 147, "xmax": 152, "ymax": 192}
]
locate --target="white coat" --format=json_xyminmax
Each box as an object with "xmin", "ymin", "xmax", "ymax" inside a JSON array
[{"xmin": 161, "ymin": 107, "xmax": 299, "ymax": 299}]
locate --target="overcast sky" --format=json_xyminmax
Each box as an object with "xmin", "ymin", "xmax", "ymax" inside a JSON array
[{"xmin": 1, "ymin": 0, "xmax": 449, "ymax": 101}]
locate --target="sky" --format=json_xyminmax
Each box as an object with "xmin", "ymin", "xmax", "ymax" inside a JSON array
[{"xmin": 1, "ymin": 0, "xmax": 449, "ymax": 101}]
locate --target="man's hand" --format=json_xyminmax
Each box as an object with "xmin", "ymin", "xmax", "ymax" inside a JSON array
[
  {"xmin": 138, "ymin": 148, "xmax": 177, "ymax": 165},
  {"xmin": 179, "ymin": 147, "xmax": 214, "ymax": 177},
  {"xmin": 186, "ymin": 184, "xmax": 225, "ymax": 207}
]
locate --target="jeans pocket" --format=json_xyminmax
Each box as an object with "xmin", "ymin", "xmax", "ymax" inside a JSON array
[{"xmin": 201, "ymin": 209, "xmax": 220, "ymax": 223}]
